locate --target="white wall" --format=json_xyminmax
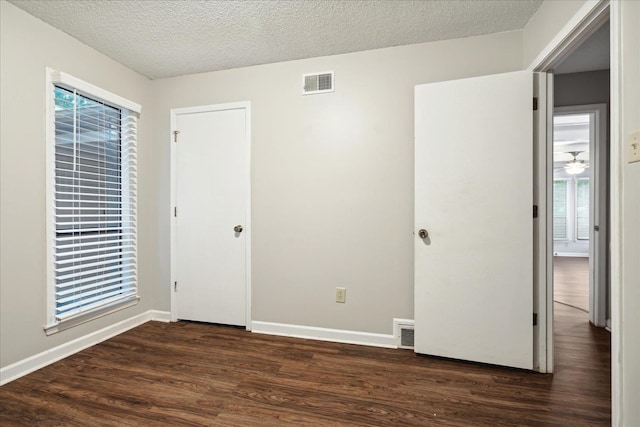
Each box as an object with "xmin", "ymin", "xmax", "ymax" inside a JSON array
[
  {"xmin": 149, "ymin": 31, "xmax": 524, "ymax": 334},
  {"xmin": 616, "ymin": 1, "xmax": 640, "ymax": 423},
  {"xmin": 0, "ymin": 2, "xmax": 157, "ymax": 367}
]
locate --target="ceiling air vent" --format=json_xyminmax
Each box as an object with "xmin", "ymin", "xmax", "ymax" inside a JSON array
[{"xmin": 303, "ymin": 71, "xmax": 334, "ymax": 95}]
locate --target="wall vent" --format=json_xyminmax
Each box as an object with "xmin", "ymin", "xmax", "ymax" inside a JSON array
[
  {"xmin": 399, "ymin": 326, "xmax": 414, "ymax": 349},
  {"xmin": 303, "ymin": 71, "xmax": 334, "ymax": 95},
  {"xmin": 393, "ymin": 318, "xmax": 415, "ymax": 349}
]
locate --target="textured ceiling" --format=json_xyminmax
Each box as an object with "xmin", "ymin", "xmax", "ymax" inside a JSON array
[{"xmin": 10, "ymin": 0, "xmax": 542, "ymax": 79}]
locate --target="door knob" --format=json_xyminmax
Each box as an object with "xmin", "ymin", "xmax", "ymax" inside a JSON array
[
  {"xmin": 418, "ymin": 229, "xmax": 428, "ymax": 239},
  {"xmin": 234, "ymin": 225, "xmax": 243, "ymax": 233}
]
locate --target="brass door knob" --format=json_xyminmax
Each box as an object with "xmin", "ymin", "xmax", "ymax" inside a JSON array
[
  {"xmin": 234, "ymin": 225, "xmax": 243, "ymax": 233},
  {"xmin": 418, "ymin": 229, "xmax": 428, "ymax": 239}
]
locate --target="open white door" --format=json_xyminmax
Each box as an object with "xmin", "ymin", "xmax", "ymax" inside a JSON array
[{"xmin": 414, "ymin": 71, "xmax": 533, "ymax": 370}]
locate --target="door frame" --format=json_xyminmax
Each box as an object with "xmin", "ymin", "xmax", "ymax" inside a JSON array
[
  {"xmin": 553, "ymin": 103, "xmax": 608, "ymax": 327},
  {"xmin": 528, "ymin": 0, "xmax": 610, "ymax": 375},
  {"xmin": 528, "ymin": 2, "xmax": 627, "ymax": 421},
  {"xmin": 169, "ymin": 101, "xmax": 252, "ymax": 329}
]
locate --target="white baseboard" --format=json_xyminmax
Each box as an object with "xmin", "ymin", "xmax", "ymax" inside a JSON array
[
  {"xmin": 149, "ymin": 310, "xmax": 171, "ymax": 322},
  {"xmin": 251, "ymin": 321, "xmax": 396, "ymax": 349},
  {"xmin": 0, "ymin": 310, "xmax": 171, "ymax": 386}
]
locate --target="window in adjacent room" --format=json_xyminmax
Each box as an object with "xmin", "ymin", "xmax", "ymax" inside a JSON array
[
  {"xmin": 553, "ymin": 179, "xmax": 569, "ymax": 240},
  {"xmin": 45, "ymin": 69, "xmax": 141, "ymax": 334},
  {"xmin": 576, "ymin": 178, "xmax": 590, "ymax": 240}
]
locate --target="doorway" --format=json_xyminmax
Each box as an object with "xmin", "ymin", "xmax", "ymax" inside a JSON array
[
  {"xmin": 548, "ymin": 13, "xmax": 611, "ymax": 388},
  {"xmin": 170, "ymin": 102, "xmax": 252, "ymax": 327},
  {"xmin": 552, "ymin": 104, "xmax": 608, "ymax": 326}
]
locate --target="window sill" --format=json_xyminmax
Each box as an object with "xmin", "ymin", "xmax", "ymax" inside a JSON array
[{"xmin": 44, "ymin": 296, "xmax": 140, "ymax": 336}]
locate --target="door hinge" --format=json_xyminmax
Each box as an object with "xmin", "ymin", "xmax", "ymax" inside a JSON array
[
  {"xmin": 174, "ymin": 206, "xmax": 177, "ymax": 217},
  {"xmin": 173, "ymin": 130, "xmax": 180, "ymax": 142},
  {"xmin": 533, "ymin": 205, "xmax": 538, "ymax": 218},
  {"xmin": 533, "ymin": 97, "xmax": 538, "ymax": 111},
  {"xmin": 533, "ymin": 312, "xmax": 538, "ymax": 326},
  {"xmin": 174, "ymin": 281, "xmax": 177, "ymax": 291}
]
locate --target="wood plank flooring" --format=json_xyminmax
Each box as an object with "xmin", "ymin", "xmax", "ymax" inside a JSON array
[
  {"xmin": 0, "ymin": 306, "xmax": 610, "ymax": 426},
  {"xmin": 554, "ymin": 256, "xmax": 589, "ymax": 313}
]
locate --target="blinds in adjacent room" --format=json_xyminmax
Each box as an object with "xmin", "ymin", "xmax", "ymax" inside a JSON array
[
  {"xmin": 53, "ymin": 85, "xmax": 138, "ymax": 322},
  {"xmin": 553, "ymin": 180, "xmax": 568, "ymax": 240},
  {"xmin": 576, "ymin": 178, "xmax": 590, "ymax": 240}
]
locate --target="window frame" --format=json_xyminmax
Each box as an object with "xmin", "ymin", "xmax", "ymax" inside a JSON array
[{"xmin": 45, "ymin": 68, "xmax": 142, "ymax": 335}]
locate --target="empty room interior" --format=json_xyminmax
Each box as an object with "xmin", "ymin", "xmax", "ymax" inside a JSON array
[{"xmin": 1, "ymin": 0, "xmax": 638, "ymax": 425}]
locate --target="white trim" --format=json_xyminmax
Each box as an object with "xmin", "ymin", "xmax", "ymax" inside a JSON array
[
  {"xmin": 170, "ymin": 102, "xmax": 252, "ymax": 329},
  {"xmin": 251, "ymin": 321, "xmax": 397, "ymax": 349},
  {"xmin": 44, "ymin": 296, "xmax": 140, "ymax": 335},
  {"xmin": 533, "ymin": 71, "xmax": 551, "ymax": 373},
  {"xmin": 148, "ymin": 310, "xmax": 172, "ymax": 323},
  {"xmin": 0, "ymin": 310, "xmax": 170, "ymax": 386},
  {"xmin": 545, "ymin": 72, "xmax": 555, "ymax": 374},
  {"xmin": 45, "ymin": 67, "xmax": 57, "ymax": 329},
  {"xmin": 528, "ymin": 0, "xmax": 609, "ymax": 72},
  {"xmin": 609, "ymin": 2, "xmax": 622, "ymax": 424},
  {"xmin": 50, "ymin": 70, "xmax": 142, "ymax": 113}
]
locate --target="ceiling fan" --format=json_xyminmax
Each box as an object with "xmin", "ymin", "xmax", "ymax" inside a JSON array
[{"xmin": 564, "ymin": 151, "xmax": 589, "ymax": 175}]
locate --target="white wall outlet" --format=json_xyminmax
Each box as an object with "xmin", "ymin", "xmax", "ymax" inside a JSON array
[
  {"xmin": 335, "ymin": 287, "xmax": 346, "ymax": 303},
  {"xmin": 629, "ymin": 130, "xmax": 640, "ymax": 164}
]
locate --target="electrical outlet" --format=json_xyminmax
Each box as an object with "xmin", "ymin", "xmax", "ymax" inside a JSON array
[
  {"xmin": 629, "ymin": 130, "xmax": 640, "ymax": 163},
  {"xmin": 335, "ymin": 287, "xmax": 346, "ymax": 303}
]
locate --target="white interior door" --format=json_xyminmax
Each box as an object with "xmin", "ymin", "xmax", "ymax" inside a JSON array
[
  {"xmin": 174, "ymin": 105, "xmax": 248, "ymax": 326},
  {"xmin": 414, "ymin": 71, "xmax": 533, "ymax": 370}
]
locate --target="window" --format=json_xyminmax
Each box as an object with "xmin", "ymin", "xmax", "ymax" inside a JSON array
[
  {"xmin": 553, "ymin": 179, "xmax": 569, "ymax": 240},
  {"xmin": 45, "ymin": 70, "xmax": 141, "ymax": 334},
  {"xmin": 576, "ymin": 178, "xmax": 590, "ymax": 240}
]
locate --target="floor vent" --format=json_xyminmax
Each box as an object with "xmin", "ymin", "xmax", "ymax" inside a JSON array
[
  {"xmin": 400, "ymin": 327, "xmax": 415, "ymax": 349},
  {"xmin": 303, "ymin": 71, "xmax": 334, "ymax": 95},
  {"xmin": 393, "ymin": 318, "xmax": 415, "ymax": 349}
]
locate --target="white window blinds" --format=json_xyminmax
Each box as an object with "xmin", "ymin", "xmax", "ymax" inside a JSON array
[
  {"xmin": 52, "ymin": 82, "xmax": 139, "ymax": 323},
  {"xmin": 576, "ymin": 178, "xmax": 590, "ymax": 240},
  {"xmin": 553, "ymin": 180, "xmax": 568, "ymax": 240}
]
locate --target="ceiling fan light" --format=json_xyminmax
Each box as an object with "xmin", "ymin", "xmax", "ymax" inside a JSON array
[{"xmin": 565, "ymin": 160, "xmax": 588, "ymax": 175}]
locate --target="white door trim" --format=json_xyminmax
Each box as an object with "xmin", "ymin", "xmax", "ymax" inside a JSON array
[
  {"xmin": 532, "ymin": 71, "xmax": 553, "ymax": 373},
  {"xmin": 553, "ymin": 103, "xmax": 608, "ymax": 327},
  {"xmin": 169, "ymin": 101, "xmax": 252, "ymax": 330}
]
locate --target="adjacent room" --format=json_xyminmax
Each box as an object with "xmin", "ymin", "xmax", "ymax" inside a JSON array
[{"xmin": 1, "ymin": 0, "xmax": 638, "ymax": 425}]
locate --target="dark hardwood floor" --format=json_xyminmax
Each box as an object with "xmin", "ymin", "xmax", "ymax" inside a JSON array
[
  {"xmin": 0, "ymin": 305, "xmax": 610, "ymax": 426},
  {"xmin": 554, "ymin": 256, "xmax": 589, "ymax": 313}
]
